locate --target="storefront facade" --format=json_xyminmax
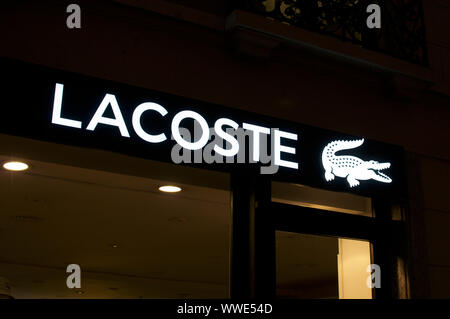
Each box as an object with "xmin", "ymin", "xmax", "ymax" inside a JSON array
[{"xmin": 1, "ymin": 0, "xmax": 450, "ymax": 299}]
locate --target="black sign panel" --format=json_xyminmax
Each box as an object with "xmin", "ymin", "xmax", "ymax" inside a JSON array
[{"xmin": 0, "ymin": 58, "xmax": 406, "ymax": 198}]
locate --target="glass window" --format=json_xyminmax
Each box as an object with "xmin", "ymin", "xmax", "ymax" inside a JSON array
[
  {"xmin": 0, "ymin": 148, "xmax": 230, "ymax": 298},
  {"xmin": 276, "ymin": 232, "xmax": 372, "ymax": 299},
  {"xmin": 272, "ymin": 182, "xmax": 373, "ymax": 217}
]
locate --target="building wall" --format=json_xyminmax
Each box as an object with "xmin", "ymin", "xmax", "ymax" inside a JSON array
[
  {"xmin": 1, "ymin": 0, "xmax": 450, "ymax": 298},
  {"xmin": 417, "ymin": 0, "xmax": 450, "ymax": 298},
  {"xmin": 418, "ymin": 156, "xmax": 450, "ymax": 298},
  {"xmin": 424, "ymin": 0, "xmax": 450, "ymax": 95}
]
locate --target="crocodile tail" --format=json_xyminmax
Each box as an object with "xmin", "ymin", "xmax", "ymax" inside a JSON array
[{"xmin": 323, "ymin": 139, "xmax": 365, "ymax": 157}]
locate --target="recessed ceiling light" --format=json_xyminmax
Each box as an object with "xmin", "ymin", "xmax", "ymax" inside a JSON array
[
  {"xmin": 2, "ymin": 161, "xmax": 29, "ymax": 171},
  {"xmin": 109, "ymin": 243, "xmax": 119, "ymax": 248},
  {"xmin": 158, "ymin": 185, "xmax": 182, "ymax": 193}
]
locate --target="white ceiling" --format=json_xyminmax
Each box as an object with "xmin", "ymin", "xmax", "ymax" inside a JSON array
[{"xmin": 0, "ymin": 156, "xmax": 230, "ymax": 298}]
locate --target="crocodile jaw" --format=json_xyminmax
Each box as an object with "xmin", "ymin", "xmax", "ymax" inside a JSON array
[
  {"xmin": 372, "ymin": 162, "xmax": 391, "ymax": 170},
  {"xmin": 370, "ymin": 165, "xmax": 392, "ymax": 183}
]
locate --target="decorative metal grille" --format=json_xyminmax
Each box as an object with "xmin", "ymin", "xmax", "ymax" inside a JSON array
[{"xmin": 236, "ymin": 0, "xmax": 427, "ymax": 65}]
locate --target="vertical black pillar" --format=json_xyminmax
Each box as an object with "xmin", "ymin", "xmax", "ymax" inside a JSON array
[
  {"xmin": 372, "ymin": 197, "xmax": 394, "ymax": 300},
  {"xmin": 230, "ymin": 165, "xmax": 275, "ymax": 299},
  {"xmin": 254, "ymin": 169, "xmax": 276, "ymax": 298}
]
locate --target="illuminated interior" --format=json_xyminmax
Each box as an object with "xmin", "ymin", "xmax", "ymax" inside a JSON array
[
  {"xmin": 1, "ymin": 134, "xmax": 372, "ymax": 299},
  {"xmin": 273, "ymin": 182, "xmax": 373, "ymax": 299},
  {"xmin": 0, "ymin": 135, "xmax": 230, "ymax": 298}
]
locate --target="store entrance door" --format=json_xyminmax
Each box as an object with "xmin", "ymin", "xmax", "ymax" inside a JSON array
[{"xmin": 272, "ymin": 182, "xmax": 375, "ymax": 299}]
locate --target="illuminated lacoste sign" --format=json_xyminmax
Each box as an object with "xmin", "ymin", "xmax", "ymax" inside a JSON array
[
  {"xmin": 0, "ymin": 58, "xmax": 404, "ymax": 195},
  {"xmin": 51, "ymin": 83, "xmax": 299, "ymax": 172},
  {"xmin": 321, "ymin": 139, "xmax": 392, "ymax": 187}
]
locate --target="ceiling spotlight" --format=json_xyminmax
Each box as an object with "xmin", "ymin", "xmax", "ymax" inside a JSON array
[
  {"xmin": 158, "ymin": 185, "xmax": 182, "ymax": 193},
  {"xmin": 2, "ymin": 161, "xmax": 29, "ymax": 171}
]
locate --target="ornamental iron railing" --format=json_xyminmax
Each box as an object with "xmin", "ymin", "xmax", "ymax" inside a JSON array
[{"xmin": 235, "ymin": 0, "xmax": 427, "ymax": 65}]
